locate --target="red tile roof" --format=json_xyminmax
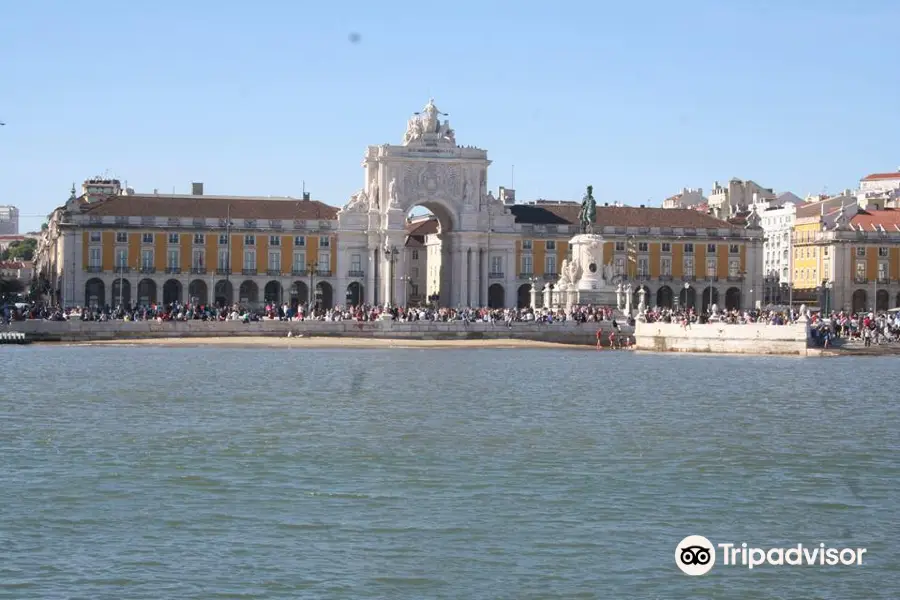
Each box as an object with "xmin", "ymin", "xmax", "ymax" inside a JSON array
[
  {"xmin": 80, "ymin": 194, "xmax": 338, "ymax": 220},
  {"xmin": 406, "ymin": 218, "xmax": 439, "ymax": 236},
  {"xmin": 510, "ymin": 204, "xmax": 732, "ymax": 228},
  {"xmin": 850, "ymin": 209, "xmax": 900, "ymax": 231},
  {"xmin": 861, "ymin": 172, "xmax": 900, "ymax": 182}
]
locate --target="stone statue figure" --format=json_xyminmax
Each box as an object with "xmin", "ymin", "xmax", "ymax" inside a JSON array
[
  {"xmin": 566, "ymin": 258, "xmax": 580, "ymax": 286},
  {"xmin": 615, "ymin": 283, "xmax": 624, "ymax": 310},
  {"xmin": 579, "ymin": 185, "xmax": 597, "ymax": 234},
  {"xmin": 637, "ymin": 286, "xmax": 647, "ymax": 312},
  {"xmin": 602, "ymin": 262, "xmax": 614, "ymax": 282},
  {"xmin": 342, "ymin": 189, "xmax": 369, "ymax": 213},
  {"xmin": 463, "ymin": 172, "xmax": 473, "ymax": 205},
  {"xmin": 370, "ymin": 180, "xmax": 380, "ymax": 211},
  {"xmin": 558, "ymin": 259, "xmax": 572, "ymax": 287},
  {"xmin": 388, "ymin": 177, "xmax": 399, "ymax": 209}
]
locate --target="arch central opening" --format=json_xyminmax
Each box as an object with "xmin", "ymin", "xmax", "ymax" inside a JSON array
[{"xmin": 401, "ymin": 202, "xmax": 453, "ymax": 307}]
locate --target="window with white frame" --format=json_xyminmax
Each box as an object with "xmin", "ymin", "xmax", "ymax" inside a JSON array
[
  {"xmin": 294, "ymin": 236, "xmax": 305, "ymax": 247},
  {"xmin": 638, "ymin": 241, "xmax": 648, "ymax": 252},
  {"xmin": 193, "ymin": 233, "xmax": 205, "ymax": 245},
  {"xmin": 729, "ymin": 259, "xmax": 740, "ymax": 277},
  {"xmin": 614, "ymin": 256, "xmax": 626, "ymax": 275},
  {"xmin": 89, "ymin": 247, "xmax": 101, "ymax": 268},
  {"xmin": 545, "ymin": 255, "xmax": 556, "ymax": 275},
  {"xmin": 492, "ymin": 255, "xmax": 503, "ymax": 274},
  {"xmin": 317, "ymin": 252, "xmax": 330, "ymax": 272},
  {"xmin": 411, "ymin": 249, "xmax": 419, "ymax": 260},
  {"xmin": 684, "ymin": 256, "xmax": 694, "ymax": 277},
  {"xmin": 167, "ymin": 249, "xmax": 179, "ymax": 269},
  {"xmin": 243, "ymin": 249, "xmax": 256, "ymax": 270},
  {"xmin": 168, "ymin": 233, "xmax": 179, "ymax": 244},
  {"xmin": 141, "ymin": 249, "xmax": 153, "ymax": 269},
  {"xmin": 217, "ymin": 248, "xmax": 229, "ymax": 270},
  {"xmin": 521, "ymin": 255, "xmax": 533, "ymax": 275},
  {"xmin": 244, "ymin": 235, "xmax": 255, "ymax": 246},
  {"xmin": 351, "ymin": 254, "xmax": 362, "ymax": 273},
  {"xmin": 545, "ymin": 240, "xmax": 556, "ymax": 251},
  {"xmin": 707, "ymin": 243, "xmax": 716, "ymax": 254},
  {"xmin": 268, "ymin": 250, "xmax": 281, "ymax": 271},
  {"xmin": 142, "ymin": 233, "xmax": 153, "ymax": 244},
  {"xmin": 661, "ymin": 242, "xmax": 671, "ymax": 253},
  {"xmin": 218, "ymin": 234, "xmax": 228, "ymax": 245},
  {"xmin": 116, "ymin": 232, "xmax": 128, "ymax": 243},
  {"xmin": 319, "ymin": 236, "xmax": 330, "ymax": 248},
  {"xmin": 878, "ymin": 262, "xmax": 887, "ymax": 281},
  {"xmin": 856, "ymin": 247, "xmax": 866, "ymax": 257},
  {"xmin": 661, "ymin": 257, "xmax": 671, "ymax": 276},
  {"xmin": 90, "ymin": 231, "xmax": 101, "ymax": 243},
  {"xmin": 637, "ymin": 257, "xmax": 649, "ymax": 276},
  {"xmin": 706, "ymin": 257, "xmax": 716, "ymax": 278},
  {"xmin": 615, "ymin": 241, "xmax": 625, "ymax": 252},
  {"xmin": 879, "ymin": 247, "xmax": 889, "ymax": 258},
  {"xmin": 522, "ymin": 239, "xmax": 532, "ymax": 250},
  {"xmin": 192, "ymin": 249, "xmax": 205, "ymax": 269},
  {"xmin": 684, "ymin": 243, "xmax": 694, "ymax": 254},
  {"xmin": 293, "ymin": 251, "xmax": 306, "ymax": 272}
]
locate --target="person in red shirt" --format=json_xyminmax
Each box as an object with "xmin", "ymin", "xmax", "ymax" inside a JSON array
[{"xmin": 596, "ymin": 328, "xmax": 603, "ymax": 350}]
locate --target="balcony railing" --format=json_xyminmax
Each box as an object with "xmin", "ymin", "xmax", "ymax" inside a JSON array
[
  {"xmin": 190, "ymin": 267, "xmax": 207, "ymax": 274},
  {"xmin": 348, "ymin": 270, "xmax": 364, "ymax": 278},
  {"xmin": 704, "ymin": 275, "xmax": 719, "ymax": 282},
  {"xmin": 216, "ymin": 268, "xmax": 230, "ymax": 275},
  {"xmin": 291, "ymin": 269, "xmax": 307, "ymax": 277},
  {"xmin": 140, "ymin": 267, "xmax": 156, "ymax": 274},
  {"xmin": 489, "ymin": 272, "xmax": 504, "ymax": 279},
  {"xmin": 543, "ymin": 273, "xmax": 557, "ymax": 281},
  {"xmin": 636, "ymin": 273, "xmax": 651, "ymax": 281},
  {"xmin": 242, "ymin": 269, "xmax": 257, "ymax": 276},
  {"xmin": 877, "ymin": 277, "xmax": 890, "ymax": 284},
  {"xmin": 165, "ymin": 267, "xmax": 181, "ymax": 274},
  {"xmin": 87, "ymin": 265, "xmax": 103, "ymax": 273},
  {"xmin": 518, "ymin": 272, "xmax": 534, "ymax": 279},
  {"xmin": 266, "ymin": 269, "xmax": 281, "ymax": 276},
  {"xmin": 317, "ymin": 270, "xmax": 333, "ymax": 277},
  {"xmin": 682, "ymin": 275, "xmax": 696, "ymax": 282},
  {"xmin": 727, "ymin": 275, "xmax": 744, "ymax": 282},
  {"xmin": 854, "ymin": 277, "xmax": 868, "ymax": 284},
  {"xmin": 658, "ymin": 274, "xmax": 673, "ymax": 281},
  {"xmin": 114, "ymin": 266, "xmax": 131, "ymax": 274}
]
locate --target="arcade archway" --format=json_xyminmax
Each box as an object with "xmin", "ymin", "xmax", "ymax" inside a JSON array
[
  {"xmin": 111, "ymin": 278, "xmax": 131, "ymax": 306},
  {"xmin": 214, "ymin": 280, "xmax": 234, "ymax": 306},
  {"xmin": 401, "ymin": 201, "xmax": 454, "ymax": 307},
  {"xmin": 138, "ymin": 278, "xmax": 157, "ymax": 305},
  {"xmin": 724, "ymin": 287, "xmax": 741, "ymax": 310},
  {"xmin": 517, "ymin": 284, "xmax": 531, "ymax": 308},
  {"xmin": 162, "ymin": 279, "xmax": 182, "ymax": 305},
  {"xmin": 656, "ymin": 285, "xmax": 673, "ymax": 309},
  {"xmin": 316, "ymin": 281, "xmax": 333, "ymax": 309},
  {"xmin": 488, "ymin": 283, "xmax": 505, "ymax": 308},
  {"xmin": 84, "ymin": 278, "xmax": 105, "ymax": 308},
  {"xmin": 347, "ymin": 281, "xmax": 363, "ymax": 306}
]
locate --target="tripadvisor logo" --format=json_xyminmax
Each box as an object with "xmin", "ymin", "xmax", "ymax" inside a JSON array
[{"xmin": 675, "ymin": 535, "xmax": 867, "ymax": 575}]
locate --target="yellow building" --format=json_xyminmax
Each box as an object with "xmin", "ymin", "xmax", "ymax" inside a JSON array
[
  {"xmin": 37, "ymin": 179, "xmax": 341, "ymax": 308},
  {"xmin": 792, "ymin": 205, "xmax": 900, "ymax": 313},
  {"xmin": 35, "ymin": 177, "xmax": 767, "ymax": 311}
]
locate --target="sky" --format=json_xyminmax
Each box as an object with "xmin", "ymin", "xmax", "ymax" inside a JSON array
[{"xmin": 2, "ymin": 0, "xmax": 898, "ymax": 233}]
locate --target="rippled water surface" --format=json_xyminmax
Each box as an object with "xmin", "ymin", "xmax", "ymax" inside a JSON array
[{"xmin": 1, "ymin": 346, "xmax": 898, "ymax": 599}]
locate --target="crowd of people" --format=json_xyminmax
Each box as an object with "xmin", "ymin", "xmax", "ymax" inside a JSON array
[{"xmin": 4, "ymin": 299, "xmax": 900, "ymax": 351}]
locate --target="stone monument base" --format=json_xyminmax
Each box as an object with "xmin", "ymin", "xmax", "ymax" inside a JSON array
[{"xmin": 575, "ymin": 289, "xmax": 618, "ymax": 307}]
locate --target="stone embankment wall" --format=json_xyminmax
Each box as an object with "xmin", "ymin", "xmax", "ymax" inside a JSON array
[
  {"xmin": 5, "ymin": 319, "xmax": 632, "ymax": 346},
  {"xmin": 634, "ymin": 321, "xmax": 811, "ymax": 356}
]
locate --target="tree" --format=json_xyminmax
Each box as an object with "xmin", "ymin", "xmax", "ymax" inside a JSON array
[{"xmin": 4, "ymin": 238, "xmax": 37, "ymax": 262}]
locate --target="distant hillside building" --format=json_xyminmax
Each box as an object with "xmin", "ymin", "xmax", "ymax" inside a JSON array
[{"xmin": 0, "ymin": 205, "xmax": 19, "ymax": 235}]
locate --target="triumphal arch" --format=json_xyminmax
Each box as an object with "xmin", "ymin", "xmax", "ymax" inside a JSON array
[{"xmin": 336, "ymin": 99, "xmax": 515, "ymax": 307}]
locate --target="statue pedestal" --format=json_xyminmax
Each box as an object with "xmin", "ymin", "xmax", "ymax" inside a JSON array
[{"xmin": 568, "ymin": 234, "xmax": 618, "ymax": 307}]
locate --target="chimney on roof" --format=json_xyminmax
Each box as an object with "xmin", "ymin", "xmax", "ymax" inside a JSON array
[
  {"xmin": 192, "ymin": 182, "xmax": 204, "ymax": 196},
  {"xmin": 302, "ymin": 192, "xmax": 310, "ymax": 201},
  {"xmin": 640, "ymin": 204, "xmax": 645, "ymax": 208}
]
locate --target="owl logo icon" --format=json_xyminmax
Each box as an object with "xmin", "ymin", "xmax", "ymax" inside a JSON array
[{"xmin": 675, "ymin": 535, "xmax": 716, "ymax": 576}]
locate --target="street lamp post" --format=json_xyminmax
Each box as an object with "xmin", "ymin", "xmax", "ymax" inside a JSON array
[
  {"xmin": 683, "ymin": 281, "xmax": 691, "ymax": 313},
  {"xmin": 307, "ymin": 261, "xmax": 318, "ymax": 311},
  {"xmin": 384, "ymin": 244, "xmax": 399, "ymax": 307}
]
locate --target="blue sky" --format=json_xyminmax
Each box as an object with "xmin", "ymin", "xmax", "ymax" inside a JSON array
[{"xmin": 2, "ymin": 0, "xmax": 898, "ymax": 232}]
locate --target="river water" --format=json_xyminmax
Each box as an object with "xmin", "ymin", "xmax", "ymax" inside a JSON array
[{"xmin": 1, "ymin": 346, "xmax": 897, "ymax": 599}]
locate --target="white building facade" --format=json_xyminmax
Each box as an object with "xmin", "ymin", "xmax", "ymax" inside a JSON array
[{"xmin": 0, "ymin": 205, "xmax": 19, "ymax": 235}]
